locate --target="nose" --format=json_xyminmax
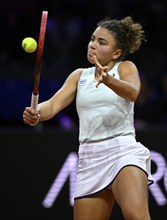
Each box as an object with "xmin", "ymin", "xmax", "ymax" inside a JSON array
[{"xmin": 89, "ymin": 39, "xmax": 97, "ymax": 49}]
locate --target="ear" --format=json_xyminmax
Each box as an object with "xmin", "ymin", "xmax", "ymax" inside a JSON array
[{"xmin": 113, "ymin": 49, "xmax": 122, "ymax": 60}]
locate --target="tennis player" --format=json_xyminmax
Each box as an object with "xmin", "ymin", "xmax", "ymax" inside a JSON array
[{"xmin": 23, "ymin": 16, "xmax": 154, "ymax": 220}]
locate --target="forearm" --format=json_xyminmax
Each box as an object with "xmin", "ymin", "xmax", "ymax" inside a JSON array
[
  {"xmin": 37, "ymin": 92, "xmax": 75, "ymax": 122},
  {"xmin": 104, "ymin": 75, "xmax": 140, "ymax": 102},
  {"xmin": 37, "ymin": 99, "xmax": 55, "ymax": 121},
  {"xmin": 24, "ymin": 97, "xmax": 70, "ymax": 126}
]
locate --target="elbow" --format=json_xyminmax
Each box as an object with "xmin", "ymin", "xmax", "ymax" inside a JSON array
[
  {"xmin": 129, "ymin": 96, "xmax": 137, "ymax": 102},
  {"xmin": 127, "ymin": 81, "xmax": 141, "ymax": 102},
  {"xmin": 128, "ymin": 89, "xmax": 139, "ymax": 102}
]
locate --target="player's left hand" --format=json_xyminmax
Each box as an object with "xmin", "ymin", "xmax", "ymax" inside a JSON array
[{"xmin": 93, "ymin": 55, "xmax": 109, "ymax": 87}]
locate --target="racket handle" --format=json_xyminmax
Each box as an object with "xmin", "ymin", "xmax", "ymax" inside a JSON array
[{"xmin": 31, "ymin": 93, "xmax": 39, "ymax": 113}]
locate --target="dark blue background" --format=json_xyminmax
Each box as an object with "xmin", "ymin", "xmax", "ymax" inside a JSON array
[{"xmin": 1, "ymin": 0, "xmax": 167, "ymax": 128}]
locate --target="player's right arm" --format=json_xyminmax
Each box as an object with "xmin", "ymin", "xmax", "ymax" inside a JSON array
[{"xmin": 23, "ymin": 68, "xmax": 82, "ymax": 126}]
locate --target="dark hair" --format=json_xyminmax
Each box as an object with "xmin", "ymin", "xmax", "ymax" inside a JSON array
[{"xmin": 97, "ymin": 16, "xmax": 146, "ymax": 60}]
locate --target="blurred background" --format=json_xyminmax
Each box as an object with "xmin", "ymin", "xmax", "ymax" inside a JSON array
[
  {"xmin": 1, "ymin": 1, "xmax": 167, "ymax": 220},
  {"xmin": 1, "ymin": 0, "xmax": 167, "ymax": 130}
]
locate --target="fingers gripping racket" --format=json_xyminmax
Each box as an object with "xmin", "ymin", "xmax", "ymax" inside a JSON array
[{"xmin": 31, "ymin": 11, "xmax": 48, "ymax": 113}]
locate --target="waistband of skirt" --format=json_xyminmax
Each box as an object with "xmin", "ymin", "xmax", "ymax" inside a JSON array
[{"xmin": 79, "ymin": 135, "xmax": 136, "ymax": 149}]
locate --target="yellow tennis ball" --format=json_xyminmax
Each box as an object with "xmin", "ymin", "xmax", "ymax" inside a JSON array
[{"xmin": 22, "ymin": 37, "xmax": 37, "ymax": 53}]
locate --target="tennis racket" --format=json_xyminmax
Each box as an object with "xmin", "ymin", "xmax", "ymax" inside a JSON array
[{"xmin": 31, "ymin": 11, "xmax": 48, "ymax": 113}]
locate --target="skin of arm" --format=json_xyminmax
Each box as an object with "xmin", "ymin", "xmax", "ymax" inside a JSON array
[
  {"xmin": 93, "ymin": 56, "xmax": 141, "ymax": 102},
  {"xmin": 105, "ymin": 61, "xmax": 141, "ymax": 102},
  {"xmin": 23, "ymin": 68, "xmax": 82, "ymax": 125}
]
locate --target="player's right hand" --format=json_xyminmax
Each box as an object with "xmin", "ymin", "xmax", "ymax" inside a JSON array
[
  {"xmin": 92, "ymin": 55, "xmax": 109, "ymax": 87},
  {"xmin": 23, "ymin": 107, "xmax": 40, "ymax": 126}
]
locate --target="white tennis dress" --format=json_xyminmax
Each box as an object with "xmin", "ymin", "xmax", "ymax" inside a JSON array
[{"xmin": 74, "ymin": 62, "xmax": 154, "ymax": 199}]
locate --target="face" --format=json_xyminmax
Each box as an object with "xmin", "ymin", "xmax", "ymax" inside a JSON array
[{"xmin": 87, "ymin": 27, "xmax": 122, "ymax": 68}]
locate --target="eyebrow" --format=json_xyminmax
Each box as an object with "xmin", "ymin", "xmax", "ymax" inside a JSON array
[{"xmin": 91, "ymin": 34, "xmax": 108, "ymax": 43}]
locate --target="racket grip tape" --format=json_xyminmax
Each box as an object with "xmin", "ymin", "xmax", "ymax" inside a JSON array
[{"xmin": 31, "ymin": 93, "xmax": 39, "ymax": 113}]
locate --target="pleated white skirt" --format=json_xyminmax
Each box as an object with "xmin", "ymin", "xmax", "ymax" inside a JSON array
[{"xmin": 74, "ymin": 135, "xmax": 154, "ymax": 199}]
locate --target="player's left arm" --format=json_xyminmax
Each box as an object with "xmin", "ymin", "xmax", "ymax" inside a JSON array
[
  {"xmin": 23, "ymin": 68, "xmax": 82, "ymax": 125},
  {"xmin": 37, "ymin": 68, "xmax": 82, "ymax": 121},
  {"xmin": 104, "ymin": 61, "xmax": 141, "ymax": 102}
]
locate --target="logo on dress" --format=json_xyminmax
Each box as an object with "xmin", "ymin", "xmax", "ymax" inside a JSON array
[{"xmin": 79, "ymin": 79, "xmax": 87, "ymax": 86}]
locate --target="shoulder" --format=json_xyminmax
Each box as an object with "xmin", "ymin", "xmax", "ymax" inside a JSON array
[
  {"xmin": 118, "ymin": 60, "xmax": 139, "ymax": 76},
  {"xmin": 66, "ymin": 68, "xmax": 83, "ymax": 83},
  {"xmin": 71, "ymin": 68, "xmax": 83, "ymax": 76},
  {"xmin": 118, "ymin": 60, "xmax": 138, "ymax": 72}
]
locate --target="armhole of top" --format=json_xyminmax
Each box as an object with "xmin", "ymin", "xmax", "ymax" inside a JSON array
[{"xmin": 81, "ymin": 67, "xmax": 94, "ymax": 77}]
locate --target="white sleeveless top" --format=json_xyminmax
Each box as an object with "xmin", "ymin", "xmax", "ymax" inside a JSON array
[{"xmin": 76, "ymin": 62, "xmax": 135, "ymax": 143}]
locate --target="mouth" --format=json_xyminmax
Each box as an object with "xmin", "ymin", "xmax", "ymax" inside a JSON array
[
  {"xmin": 88, "ymin": 52, "xmax": 97, "ymax": 60},
  {"xmin": 88, "ymin": 49, "xmax": 96, "ymax": 56},
  {"xmin": 88, "ymin": 53, "xmax": 93, "ymax": 58},
  {"xmin": 87, "ymin": 54, "xmax": 97, "ymax": 65}
]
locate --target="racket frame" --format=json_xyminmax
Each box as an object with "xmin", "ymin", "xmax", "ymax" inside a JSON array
[{"xmin": 31, "ymin": 11, "xmax": 48, "ymax": 112}]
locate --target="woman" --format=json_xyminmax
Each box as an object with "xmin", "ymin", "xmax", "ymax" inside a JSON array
[{"xmin": 23, "ymin": 16, "xmax": 154, "ymax": 220}]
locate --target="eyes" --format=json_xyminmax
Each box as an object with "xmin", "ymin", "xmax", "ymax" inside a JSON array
[{"xmin": 90, "ymin": 35, "xmax": 108, "ymax": 45}]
